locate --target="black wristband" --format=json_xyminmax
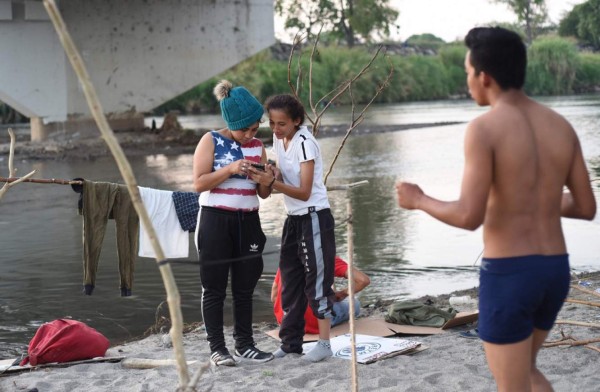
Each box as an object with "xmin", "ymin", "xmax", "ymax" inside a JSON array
[{"xmin": 268, "ymin": 177, "xmax": 276, "ymax": 188}]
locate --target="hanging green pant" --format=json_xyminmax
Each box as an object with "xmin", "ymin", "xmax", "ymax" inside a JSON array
[{"xmin": 81, "ymin": 180, "xmax": 139, "ymax": 296}]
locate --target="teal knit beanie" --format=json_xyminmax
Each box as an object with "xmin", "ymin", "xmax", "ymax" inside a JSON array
[{"xmin": 213, "ymin": 80, "xmax": 264, "ymax": 130}]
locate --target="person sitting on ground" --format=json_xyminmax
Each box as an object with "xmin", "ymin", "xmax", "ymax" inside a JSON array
[{"xmin": 271, "ymin": 256, "xmax": 371, "ymax": 334}]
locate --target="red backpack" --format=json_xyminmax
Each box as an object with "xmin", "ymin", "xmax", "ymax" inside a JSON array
[{"xmin": 20, "ymin": 319, "xmax": 110, "ymax": 366}]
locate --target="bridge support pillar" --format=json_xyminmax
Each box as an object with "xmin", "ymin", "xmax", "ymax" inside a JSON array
[{"xmin": 30, "ymin": 113, "xmax": 145, "ymax": 142}]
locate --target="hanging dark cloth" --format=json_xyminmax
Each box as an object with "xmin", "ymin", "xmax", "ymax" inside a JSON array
[
  {"xmin": 171, "ymin": 191, "xmax": 200, "ymax": 232},
  {"xmin": 77, "ymin": 180, "xmax": 139, "ymax": 296}
]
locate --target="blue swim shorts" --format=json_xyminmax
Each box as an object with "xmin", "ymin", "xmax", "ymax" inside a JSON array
[{"xmin": 478, "ymin": 254, "xmax": 570, "ymax": 344}]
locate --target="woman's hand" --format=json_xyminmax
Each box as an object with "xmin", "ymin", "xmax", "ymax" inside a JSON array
[
  {"xmin": 247, "ymin": 164, "xmax": 277, "ymax": 187},
  {"xmin": 231, "ymin": 159, "xmax": 252, "ymax": 177}
]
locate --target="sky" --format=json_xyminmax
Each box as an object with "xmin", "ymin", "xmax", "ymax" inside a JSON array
[{"xmin": 274, "ymin": 0, "xmax": 587, "ymax": 43}]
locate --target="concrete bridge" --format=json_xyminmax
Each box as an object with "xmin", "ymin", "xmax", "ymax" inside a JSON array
[{"xmin": 0, "ymin": 0, "xmax": 275, "ymax": 141}]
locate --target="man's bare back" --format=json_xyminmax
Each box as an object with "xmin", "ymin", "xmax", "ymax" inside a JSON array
[
  {"xmin": 474, "ymin": 92, "xmax": 584, "ymax": 258},
  {"xmin": 395, "ymin": 27, "xmax": 596, "ymax": 392}
]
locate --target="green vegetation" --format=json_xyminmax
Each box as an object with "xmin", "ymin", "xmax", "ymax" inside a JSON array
[
  {"xmin": 574, "ymin": 53, "xmax": 600, "ymax": 93},
  {"xmin": 154, "ymin": 37, "xmax": 600, "ymax": 115},
  {"xmin": 558, "ymin": 0, "xmax": 600, "ymax": 50},
  {"xmin": 525, "ymin": 36, "xmax": 579, "ymax": 95}
]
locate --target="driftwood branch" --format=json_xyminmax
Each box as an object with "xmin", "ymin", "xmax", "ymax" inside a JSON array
[
  {"xmin": 121, "ymin": 358, "xmax": 198, "ymax": 369},
  {"xmin": 0, "ymin": 128, "xmax": 36, "ymax": 201},
  {"xmin": 544, "ymin": 336, "xmax": 600, "ymax": 348},
  {"xmin": 326, "ymin": 180, "xmax": 369, "ymax": 191},
  {"xmin": 555, "ymin": 320, "xmax": 600, "ymax": 328},
  {"xmin": 42, "ymin": 1, "xmax": 191, "ymax": 390},
  {"xmin": 586, "ymin": 344, "xmax": 600, "ymax": 353},
  {"xmin": 565, "ymin": 299, "xmax": 600, "ymax": 308},
  {"xmin": 570, "ymin": 284, "xmax": 600, "ymax": 298}
]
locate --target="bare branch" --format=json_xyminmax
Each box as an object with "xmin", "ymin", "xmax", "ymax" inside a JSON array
[
  {"xmin": 308, "ymin": 26, "xmax": 324, "ymax": 118},
  {"xmin": 287, "ymin": 31, "xmax": 304, "ymax": 98},
  {"xmin": 0, "ymin": 129, "xmax": 37, "ymax": 201},
  {"xmin": 314, "ymin": 46, "xmax": 387, "ymax": 138},
  {"xmin": 323, "ymin": 53, "xmax": 394, "ymax": 184}
]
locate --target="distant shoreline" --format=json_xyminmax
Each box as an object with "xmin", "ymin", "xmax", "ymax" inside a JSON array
[{"xmin": 0, "ymin": 121, "xmax": 464, "ymax": 162}]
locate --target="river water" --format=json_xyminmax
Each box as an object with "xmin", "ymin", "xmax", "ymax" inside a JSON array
[{"xmin": 1, "ymin": 95, "xmax": 599, "ymax": 357}]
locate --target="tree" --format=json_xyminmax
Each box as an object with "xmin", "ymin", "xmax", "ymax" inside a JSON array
[
  {"xmin": 558, "ymin": 0, "xmax": 600, "ymax": 50},
  {"xmin": 275, "ymin": 0, "xmax": 399, "ymax": 47},
  {"xmin": 492, "ymin": 0, "xmax": 548, "ymax": 44}
]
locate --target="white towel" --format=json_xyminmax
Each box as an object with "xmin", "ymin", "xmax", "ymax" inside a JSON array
[{"xmin": 138, "ymin": 187, "xmax": 189, "ymax": 259}]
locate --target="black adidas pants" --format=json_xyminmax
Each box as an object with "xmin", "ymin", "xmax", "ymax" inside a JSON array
[{"xmin": 197, "ymin": 206, "xmax": 266, "ymax": 353}]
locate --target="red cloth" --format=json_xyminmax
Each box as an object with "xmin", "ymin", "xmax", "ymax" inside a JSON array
[
  {"xmin": 20, "ymin": 319, "xmax": 110, "ymax": 366},
  {"xmin": 273, "ymin": 256, "xmax": 348, "ymax": 334}
]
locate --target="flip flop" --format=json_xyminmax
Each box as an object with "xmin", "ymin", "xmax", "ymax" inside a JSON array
[{"xmin": 458, "ymin": 329, "xmax": 479, "ymax": 340}]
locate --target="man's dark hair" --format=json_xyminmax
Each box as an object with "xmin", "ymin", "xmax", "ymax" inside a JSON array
[{"xmin": 465, "ymin": 27, "xmax": 527, "ymax": 90}]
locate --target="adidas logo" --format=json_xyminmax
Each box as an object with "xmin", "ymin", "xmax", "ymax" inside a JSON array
[{"xmin": 250, "ymin": 243, "xmax": 259, "ymax": 252}]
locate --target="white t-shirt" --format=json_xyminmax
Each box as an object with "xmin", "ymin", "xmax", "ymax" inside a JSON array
[{"xmin": 272, "ymin": 126, "xmax": 330, "ymax": 215}]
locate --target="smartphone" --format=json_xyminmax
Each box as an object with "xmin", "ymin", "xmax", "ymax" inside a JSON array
[{"xmin": 251, "ymin": 163, "xmax": 265, "ymax": 171}]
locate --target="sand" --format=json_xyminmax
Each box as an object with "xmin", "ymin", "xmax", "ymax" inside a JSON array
[{"xmin": 1, "ymin": 272, "xmax": 599, "ymax": 392}]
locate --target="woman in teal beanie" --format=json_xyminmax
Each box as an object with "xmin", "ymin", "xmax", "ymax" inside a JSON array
[{"xmin": 192, "ymin": 80, "xmax": 273, "ymax": 366}]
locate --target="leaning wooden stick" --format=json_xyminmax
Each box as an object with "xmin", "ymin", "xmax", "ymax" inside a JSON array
[
  {"xmin": 42, "ymin": 1, "xmax": 191, "ymax": 389},
  {"xmin": 0, "ymin": 128, "xmax": 36, "ymax": 201}
]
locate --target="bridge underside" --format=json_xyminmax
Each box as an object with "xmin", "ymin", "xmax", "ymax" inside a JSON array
[{"xmin": 0, "ymin": 0, "xmax": 274, "ymax": 141}]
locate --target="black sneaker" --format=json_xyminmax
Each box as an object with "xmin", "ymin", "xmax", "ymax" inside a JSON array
[
  {"xmin": 234, "ymin": 345, "xmax": 274, "ymax": 363},
  {"xmin": 210, "ymin": 348, "xmax": 236, "ymax": 367}
]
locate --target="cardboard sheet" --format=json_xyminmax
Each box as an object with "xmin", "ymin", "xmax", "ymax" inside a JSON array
[
  {"xmin": 266, "ymin": 317, "xmax": 401, "ymax": 342},
  {"xmin": 302, "ymin": 334, "xmax": 423, "ymax": 364},
  {"xmin": 265, "ymin": 311, "xmax": 479, "ymax": 342}
]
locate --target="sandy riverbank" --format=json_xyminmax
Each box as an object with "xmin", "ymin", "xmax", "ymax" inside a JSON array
[{"xmin": 1, "ymin": 271, "xmax": 599, "ymax": 392}]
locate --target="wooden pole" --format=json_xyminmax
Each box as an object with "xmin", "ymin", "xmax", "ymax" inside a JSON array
[
  {"xmin": 347, "ymin": 199, "xmax": 359, "ymax": 392},
  {"xmin": 42, "ymin": 1, "xmax": 191, "ymax": 389}
]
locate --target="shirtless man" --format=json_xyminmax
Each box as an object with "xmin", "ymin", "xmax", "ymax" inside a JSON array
[{"xmin": 396, "ymin": 27, "xmax": 596, "ymax": 392}]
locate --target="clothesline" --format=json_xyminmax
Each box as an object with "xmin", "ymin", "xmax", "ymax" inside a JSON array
[
  {"xmin": 0, "ymin": 176, "xmax": 370, "ymax": 190},
  {"xmin": 0, "ymin": 177, "xmax": 82, "ymax": 185}
]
